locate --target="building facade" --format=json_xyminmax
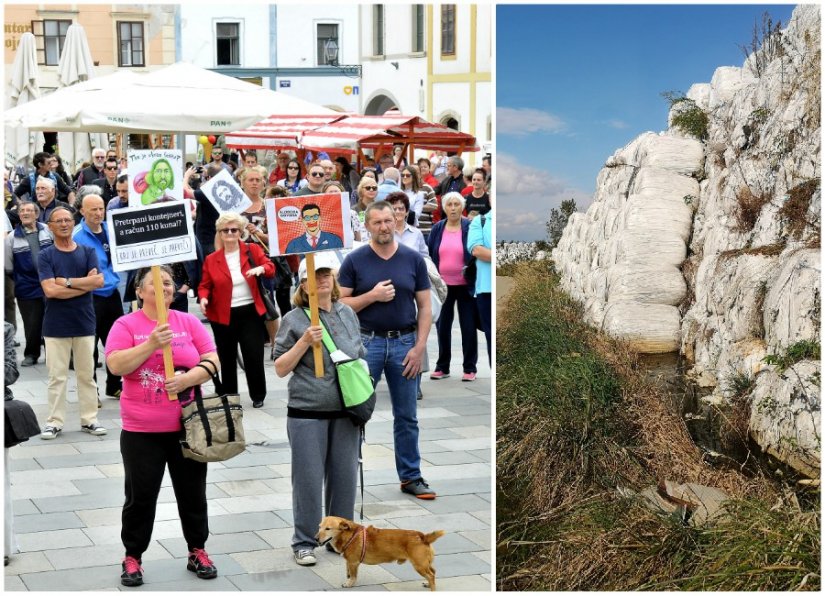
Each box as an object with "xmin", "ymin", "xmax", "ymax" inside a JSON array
[
  {"xmin": 359, "ymin": 4, "xmax": 491, "ymax": 164},
  {"xmin": 4, "ymin": 4, "xmax": 176, "ymax": 92},
  {"xmin": 178, "ymin": 4, "xmax": 361, "ymax": 113}
]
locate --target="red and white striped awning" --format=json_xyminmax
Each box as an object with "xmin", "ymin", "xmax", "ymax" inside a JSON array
[
  {"xmin": 300, "ymin": 114, "xmax": 479, "ymax": 154},
  {"xmin": 224, "ymin": 114, "xmax": 347, "ymax": 150}
]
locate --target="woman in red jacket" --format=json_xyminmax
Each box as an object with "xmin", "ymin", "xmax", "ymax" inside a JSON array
[{"xmin": 198, "ymin": 212, "xmax": 277, "ymax": 408}]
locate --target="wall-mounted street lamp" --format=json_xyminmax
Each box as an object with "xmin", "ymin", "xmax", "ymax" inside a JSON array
[{"xmin": 323, "ymin": 39, "xmax": 362, "ymax": 78}]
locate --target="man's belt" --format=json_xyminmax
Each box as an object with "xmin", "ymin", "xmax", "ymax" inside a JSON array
[{"xmin": 360, "ymin": 326, "xmax": 416, "ymax": 338}]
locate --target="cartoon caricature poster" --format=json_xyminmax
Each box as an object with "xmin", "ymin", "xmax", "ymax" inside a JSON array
[
  {"xmin": 266, "ymin": 192, "xmax": 353, "ymax": 256},
  {"xmin": 127, "ymin": 149, "xmax": 184, "ymax": 208}
]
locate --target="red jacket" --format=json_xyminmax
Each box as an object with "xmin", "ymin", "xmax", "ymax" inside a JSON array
[{"xmin": 198, "ymin": 242, "xmax": 275, "ymax": 325}]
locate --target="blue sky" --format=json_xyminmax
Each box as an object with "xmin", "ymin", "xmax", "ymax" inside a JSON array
[{"xmin": 496, "ymin": 3, "xmax": 798, "ymax": 241}]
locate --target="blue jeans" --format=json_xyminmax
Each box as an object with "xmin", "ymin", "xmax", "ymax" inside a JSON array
[{"xmin": 362, "ymin": 331, "xmax": 421, "ymax": 482}]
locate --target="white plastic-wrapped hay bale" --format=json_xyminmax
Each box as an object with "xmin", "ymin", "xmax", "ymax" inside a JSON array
[
  {"xmin": 602, "ymin": 301, "xmax": 681, "ymax": 353},
  {"xmin": 624, "ymin": 192, "xmax": 694, "ymax": 244},
  {"xmin": 607, "ymin": 264, "xmax": 686, "ymax": 306},
  {"xmin": 631, "ymin": 167, "xmax": 700, "ymax": 206},
  {"xmin": 617, "ymin": 229, "xmax": 687, "ymax": 268},
  {"xmin": 630, "ymin": 133, "xmax": 705, "ymax": 176}
]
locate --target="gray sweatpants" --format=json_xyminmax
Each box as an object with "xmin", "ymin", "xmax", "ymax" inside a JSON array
[{"xmin": 287, "ymin": 416, "xmax": 361, "ymax": 551}]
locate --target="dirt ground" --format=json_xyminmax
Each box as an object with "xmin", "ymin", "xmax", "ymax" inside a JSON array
[{"xmin": 496, "ymin": 276, "xmax": 515, "ymax": 320}]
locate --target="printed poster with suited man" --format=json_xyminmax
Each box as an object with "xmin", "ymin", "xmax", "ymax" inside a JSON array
[{"xmin": 265, "ymin": 192, "xmax": 353, "ymax": 256}]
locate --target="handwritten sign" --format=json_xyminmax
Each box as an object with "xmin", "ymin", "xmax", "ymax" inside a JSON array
[
  {"xmin": 266, "ymin": 192, "xmax": 352, "ymax": 256},
  {"xmin": 127, "ymin": 149, "xmax": 184, "ymax": 208},
  {"xmin": 107, "ymin": 200, "xmax": 196, "ymax": 272}
]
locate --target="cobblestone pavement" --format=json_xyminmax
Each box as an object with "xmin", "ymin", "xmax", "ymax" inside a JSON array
[{"xmin": 3, "ymin": 306, "xmax": 492, "ymax": 591}]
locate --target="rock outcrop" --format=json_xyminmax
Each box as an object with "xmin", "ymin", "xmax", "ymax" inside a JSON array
[{"xmin": 551, "ymin": 6, "xmax": 821, "ymax": 476}]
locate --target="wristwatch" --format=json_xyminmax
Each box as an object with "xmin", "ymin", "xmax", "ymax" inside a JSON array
[{"xmin": 65, "ymin": 278, "xmax": 72, "ymax": 288}]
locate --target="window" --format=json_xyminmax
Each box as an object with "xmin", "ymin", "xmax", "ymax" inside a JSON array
[
  {"xmin": 373, "ymin": 5, "xmax": 384, "ymax": 56},
  {"xmin": 118, "ymin": 22, "xmax": 145, "ymax": 67},
  {"xmin": 317, "ymin": 23, "xmax": 339, "ymax": 66},
  {"xmin": 441, "ymin": 5, "xmax": 456, "ymax": 56},
  {"xmin": 31, "ymin": 19, "xmax": 71, "ymax": 65},
  {"xmin": 216, "ymin": 22, "xmax": 239, "ymax": 66},
  {"xmin": 412, "ymin": 5, "xmax": 425, "ymax": 53}
]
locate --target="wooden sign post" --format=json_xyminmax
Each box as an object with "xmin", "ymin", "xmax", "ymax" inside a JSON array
[
  {"xmin": 151, "ymin": 265, "xmax": 177, "ymax": 400},
  {"xmin": 304, "ymin": 252, "xmax": 324, "ymax": 378}
]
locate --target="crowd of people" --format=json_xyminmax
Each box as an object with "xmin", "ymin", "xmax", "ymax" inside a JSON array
[{"xmin": 3, "ymin": 143, "xmax": 492, "ymax": 585}]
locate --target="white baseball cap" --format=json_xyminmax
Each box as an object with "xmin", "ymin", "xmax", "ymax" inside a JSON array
[{"xmin": 298, "ymin": 251, "xmax": 343, "ymax": 281}]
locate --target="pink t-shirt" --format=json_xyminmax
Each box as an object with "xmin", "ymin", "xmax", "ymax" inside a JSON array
[
  {"xmin": 438, "ymin": 228, "xmax": 467, "ymax": 286},
  {"xmin": 105, "ymin": 310, "xmax": 217, "ymax": 433}
]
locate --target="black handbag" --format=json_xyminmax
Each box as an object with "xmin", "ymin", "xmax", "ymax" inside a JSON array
[
  {"xmin": 5, "ymin": 399, "xmax": 41, "ymax": 448},
  {"xmin": 461, "ymin": 215, "xmax": 486, "ymax": 285},
  {"xmin": 246, "ymin": 244, "xmax": 280, "ymax": 321},
  {"xmin": 462, "ymin": 258, "xmax": 477, "ymax": 286}
]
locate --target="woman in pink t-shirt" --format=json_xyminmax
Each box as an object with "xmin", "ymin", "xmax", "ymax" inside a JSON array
[
  {"xmin": 425, "ymin": 192, "xmax": 479, "ymax": 382},
  {"xmin": 105, "ymin": 266, "xmax": 220, "ymax": 587}
]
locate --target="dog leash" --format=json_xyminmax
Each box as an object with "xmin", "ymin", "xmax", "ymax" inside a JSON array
[
  {"xmin": 340, "ymin": 525, "xmax": 368, "ymax": 563},
  {"xmin": 358, "ymin": 426, "xmax": 365, "ymax": 521}
]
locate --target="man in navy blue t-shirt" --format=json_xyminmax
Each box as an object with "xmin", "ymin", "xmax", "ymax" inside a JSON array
[
  {"xmin": 338, "ymin": 201, "xmax": 436, "ymax": 499},
  {"xmin": 38, "ymin": 206, "xmax": 107, "ymax": 440}
]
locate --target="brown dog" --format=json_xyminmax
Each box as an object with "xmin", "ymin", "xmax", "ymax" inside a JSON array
[{"xmin": 316, "ymin": 515, "xmax": 445, "ymax": 590}]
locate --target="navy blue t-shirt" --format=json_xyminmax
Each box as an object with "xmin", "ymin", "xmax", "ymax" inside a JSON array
[
  {"xmin": 38, "ymin": 244, "xmax": 99, "ymax": 337},
  {"xmin": 338, "ymin": 243, "xmax": 431, "ymax": 333}
]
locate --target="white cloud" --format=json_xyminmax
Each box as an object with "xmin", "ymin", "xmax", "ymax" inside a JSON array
[
  {"xmin": 498, "ymin": 107, "xmax": 565, "ymax": 137},
  {"xmin": 606, "ymin": 119, "xmax": 629, "ymax": 129},
  {"xmin": 494, "ymin": 153, "xmax": 592, "ymax": 241},
  {"xmin": 496, "ymin": 153, "xmax": 564, "ymax": 196}
]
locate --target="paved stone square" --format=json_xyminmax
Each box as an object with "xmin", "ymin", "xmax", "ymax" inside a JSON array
[{"xmin": 3, "ymin": 308, "xmax": 492, "ymax": 591}]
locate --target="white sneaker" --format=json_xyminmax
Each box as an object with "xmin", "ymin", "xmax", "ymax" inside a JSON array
[
  {"xmin": 294, "ymin": 549, "xmax": 316, "ymax": 566},
  {"xmin": 81, "ymin": 424, "xmax": 107, "ymax": 436},
  {"xmin": 40, "ymin": 426, "xmax": 61, "ymax": 440}
]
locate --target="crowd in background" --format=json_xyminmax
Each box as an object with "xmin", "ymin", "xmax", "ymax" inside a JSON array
[{"xmin": 3, "ymin": 141, "xmax": 492, "ymax": 582}]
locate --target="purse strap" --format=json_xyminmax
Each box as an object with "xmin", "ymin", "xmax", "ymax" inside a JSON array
[
  {"xmin": 195, "ymin": 359, "xmax": 224, "ymax": 395},
  {"xmin": 302, "ymin": 308, "xmax": 338, "ymax": 354}
]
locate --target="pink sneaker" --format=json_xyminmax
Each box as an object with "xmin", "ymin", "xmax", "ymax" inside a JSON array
[
  {"xmin": 430, "ymin": 371, "xmax": 449, "ymax": 380},
  {"xmin": 461, "ymin": 372, "xmax": 476, "ymax": 382}
]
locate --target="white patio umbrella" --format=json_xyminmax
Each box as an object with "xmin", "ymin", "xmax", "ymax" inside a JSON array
[
  {"xmin": 3, "ymin": 62, "xmax": 336, "ymax": 134},
  {"xmin": 4, "ymin": 32, "xmax": 43, "ymax": 168},
  {"xmin": 55, "ymin": 24, "xmax": 109, "ymax": 174}
]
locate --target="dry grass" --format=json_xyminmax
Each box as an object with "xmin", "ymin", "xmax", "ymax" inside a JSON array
[
  {"xmin": 778, "ymin": 178, "xmax": 820, "ymax": 240},
  {"xmin": 734, "ymin": 186, "xmax": 772, "ymax": 232},
  {"xmin": 719, "ymin": 242, "xmax": 786, "ymax": 259},
  {"xmin": 496, "ymin": 263, "xmax": 818, "ymax": 591}
]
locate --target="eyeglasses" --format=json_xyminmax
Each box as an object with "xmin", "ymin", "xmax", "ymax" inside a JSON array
[
  {"xmin": 49, "ymin": 218, "xmax": 74, "ymax": 225},
  {"xmin": 105, "ymin": 166, "xmax": 118, "ymax": 171},
  {"xmin": 401, "ymin": 173, "xmax": 412, "ymax": 178},
  {"xmin": 302, "ymin": 214, "xmax": 320, "ymax": 221},
  {"xmin": 364, "ymin": 186, "xmax": 378, "ymax": 191},
  {"xmin": 219, "ymin": 228, "xmax": 240, "ymax": 235},
  {"xmin": 287, "ymin": 166, "xmax": 299, "ymax": 170},
  {"xmin": 309, "ymin": 172, "xmax": 325, "ymax": 178}
]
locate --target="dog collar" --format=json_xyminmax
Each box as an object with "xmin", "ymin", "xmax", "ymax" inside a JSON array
[{"xmin": 340, "ymin": 525, "xmax": 368, "ymax": 563}]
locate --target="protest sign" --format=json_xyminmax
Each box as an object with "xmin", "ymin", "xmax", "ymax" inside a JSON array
[
  {"xmin": 127, "ymin": 149, "xmax": 184, "ymax": 207},
  {"xmin": 107, "ymin": 200, "xmax": 196, "ymax": 272},
  {"xmin": 199, "ymin": 168, "xmax": 252, "ymax": 214},
  {"xmin": 266, "ymin": 192, "xmax": 352, "ymax": 256}
]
